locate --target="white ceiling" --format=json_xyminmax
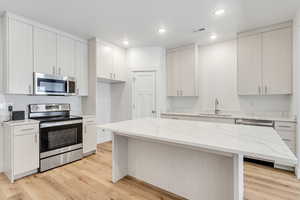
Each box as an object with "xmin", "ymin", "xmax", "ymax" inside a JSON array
[{"xmin": 0, "ymin": 0, "xmax": 300, "ymax": 48}]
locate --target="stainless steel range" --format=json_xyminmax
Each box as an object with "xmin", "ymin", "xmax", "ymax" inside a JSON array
[{"xmin": 28, "ymin": 103, "xmax": 83, "ymax": 172}]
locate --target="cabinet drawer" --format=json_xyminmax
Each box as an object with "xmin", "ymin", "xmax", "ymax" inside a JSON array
[
  {"xmin": 14, "ymin": 124, "xmax": 39, "ymax": 136},
  {"xmin": 83, "ymin": 118, "xmax": 96, "ymax": 124},
  {"xmin": 274, "ymin": 121, "xmax": 296, "ymax": 131}
]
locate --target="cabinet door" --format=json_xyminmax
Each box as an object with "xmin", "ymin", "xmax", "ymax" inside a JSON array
[
  {"xmin": 34, "ymin": 27, "xmax": 57, "ymax": 75},
  {"xmin": 167, "ymin": 50, "xmax": 180, "ymax": 96},
  {"xmin": 262, "ymin": 28, "xmax": 292, "ymax": 95},
  {"xmin": 58, "ymin": 35, "xmax": 75, "ymax": 77},
  {"xmin": 237, "ymin": 34, "xmax": 262, "ymax": 95},
  {"xmin": 7, "ymin": 18, "xmax": 33, "ymax": 94},
  {"xmin": 179, "ymin": 46, "xmax": 197, "ymax": 96},
  {"xmin": 97, "ymin": 43, "xmax": 114, "ymax": 79},
  {"xmin": 14, "ymin": 131, "xmax": 39, "ymax": 175},
  {"xmin": 114, "ymin": 47, "xmax": 127, "ymax": 81},
  {"xmin": 75, "ymin": 41, "xmax": 88, "ymax": 96},
  {"xmin": 83, "ymin": 121, "xmax": 97, "ymax": 154}
]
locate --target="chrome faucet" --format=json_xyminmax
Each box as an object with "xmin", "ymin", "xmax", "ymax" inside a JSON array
[{"xmin": 214, "ymin": 98, "xmax": 220, "ymax": 115}]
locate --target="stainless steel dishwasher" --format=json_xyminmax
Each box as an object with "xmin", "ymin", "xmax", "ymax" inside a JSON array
[{"xmin": 235, "ymin": 118, "xmax": 276, "ymax": 167}]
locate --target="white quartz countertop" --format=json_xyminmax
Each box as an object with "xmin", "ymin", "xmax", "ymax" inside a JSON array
[
  {"xmin": 161, "ymin": 112, "xmax": 296, "ymax": 122},
  {"xmin": 98, "ymin": 118, "xmax": 297, "ymax": 166},
  {"xmin": 2, "ymin": 119, "xmax": 39, "ymax": 126}
]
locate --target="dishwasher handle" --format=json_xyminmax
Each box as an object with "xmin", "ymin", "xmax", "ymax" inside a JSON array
[{"xmin": 235, "ymin": 119, "xmax": 274, "ymax": 127}]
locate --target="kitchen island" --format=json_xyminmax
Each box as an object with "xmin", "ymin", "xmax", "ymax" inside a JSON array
[{"xmin": 98, "ymin": 118, "xmax": 297, "ymax": 200}]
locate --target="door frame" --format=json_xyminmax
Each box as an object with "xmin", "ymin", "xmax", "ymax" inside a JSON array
[{"xmin": 131, "ymin": 69, "xmax": 159, "ymax": 119}]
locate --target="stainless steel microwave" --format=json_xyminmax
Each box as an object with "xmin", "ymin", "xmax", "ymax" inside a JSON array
[{"xmin": 33, "ymin": 72, "xmax": 77, "ymax": 96}]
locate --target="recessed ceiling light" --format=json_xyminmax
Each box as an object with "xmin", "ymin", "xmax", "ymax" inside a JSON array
[
  {"xmin": 103, "ymin": 46, "xmax": 112, "ymax": 52},
  {"xmin": 158, "ymin": 28, "xmax": 166, "ymax": 34},
  {"xmin": 214, "ymin": 9, "xmax": 225, "ymax": 16},
  {"xmin": 210, "ymin": 34, "xmax": 217, "ymax": 40},
  {"xmin": 123, "ymin": 40, "xmax": 129, "ymax": 46}
]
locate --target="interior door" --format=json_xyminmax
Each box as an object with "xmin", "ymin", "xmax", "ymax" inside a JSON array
[
  {"xmin": 132, "ymin": 72, "xmax": 156, "ymax": 119},
  {"xmin": 34, "ymin": 27, "xmax": 57, "ymax": 75}
]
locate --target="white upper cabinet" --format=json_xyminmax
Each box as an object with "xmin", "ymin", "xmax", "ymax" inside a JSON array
[
  {"xmin": 98, "ymin": 42, "xmax": 114, "ymax": 79},
  {"xmin": 114, "ymin": 46, "xmax": 127, "ymax": 82},
  {"xmin": 167, "ymin": 50, "xmax": 180, "ymax": 96},
  {"xmin": 262, "ymin": 28, "xmax": 292, "ymax": 95},
  {"xmin": 237, "ymin": 34, "xmax": 262, "ymax": 95},
  {"xmin": 58, "ymin": 35, "xmax": 75, "ymax": 77},
  {"xmin": 2, "ymin": 12, "xmax": 88, "ymax": 95},
  {"xmin": 237, "ymin": 22, "xmax": 292, "ymax": 95},
  {"xmin": 34, "ymin": 27, "xmax": 57, "ymax": 75},
  {"xmin": 75, "ymin": 41, "xmax": 89, "ymax": 96},
  {"xmin": 167, "ymin": 44, "xmax": 198, "ymax": 97},
  {"xmin": 97, "ymin": 40, "xmax": 127, "ymax": 82},
  {"xmin": 3, "ymin": 17, "xmax": 33, "ymax": 95}
]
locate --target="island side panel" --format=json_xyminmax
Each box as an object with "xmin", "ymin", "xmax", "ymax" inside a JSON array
[
  {"xmin": 112, "ymin": 133, "xmax": 128, "ymax": 183},
  {"xmin": 234, "ymin": 154, "xmax": 244, "ymax": 200},
  {"xmin": 127, "ymin": 138, "xmax": 235, "ymax": 200}
]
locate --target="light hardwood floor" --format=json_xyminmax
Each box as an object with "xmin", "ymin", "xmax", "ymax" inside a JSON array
[{"xmin": 0, "ymin": 142, "xmax": 299, "ymax": 200}]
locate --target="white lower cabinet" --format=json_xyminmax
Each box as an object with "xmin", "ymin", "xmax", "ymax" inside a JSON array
[
  {"xmin": 3, "ymin": 122, "xmax": 39, "ymax": 183},
  {"xmin": 274, "ymin": 121, "xmax": 296, "ymax": 154},
  {"xmin": 83, "ymin": 117, "xmax": 97, "ymax": 156}
]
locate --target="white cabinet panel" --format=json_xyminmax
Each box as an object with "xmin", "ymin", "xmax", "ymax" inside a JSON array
[
  {"xmin": 237, "ymin": 34, "xmax": 262, "ymax": 95},
  {"xmin": 237, "ymin": 23, "xmax": 292, "ymax": 96},
  {"xmin": 97, "ymin": 43, "xmax": 114, "ymax": 79},
  {"xmin": 262, "ymin": 28, "xmax": 292, "ymax": 95},
  {"xmin": 5, "ymin": 18, "xmax": 33, "ymax": 94},
  {"xmin": 75, "ymin": 41, "xmax": 88, "ymax": 96},
  {"xmin": 167, "ymin": 50, "xmax": 180, "ymax": 96},
  {"xmin": 179, "ymin": 47, "xmax": 197, "ymax": 96},
  {"xmin": 83, "ymin": 118, "xmax": 97, "ymax": 154},
  {"xmin": 58, "ymin": 35, "xmax": 75, "ymax": 77},
  {"xmin": 114, "ymin": 47, "xmax": 127, "ymax": 82},
  {"xmin": 96, "ymin": 41, "xmax": 127, "ymax": 82},
  {"xmin": 14, "ymin": 131, "xmax": 39, "ymax": 175},
  {"xmin": 34, "ymin": 27, "xmax": 57, "ymax": 75},
  {"xmin": 167, "ymin": 45, "xmax": 197, "ymax": 97}
]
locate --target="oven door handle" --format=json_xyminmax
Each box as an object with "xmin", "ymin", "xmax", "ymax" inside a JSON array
[{"xmin": 40, "ymin": 120, "xmax": 83, "ymax": 128}]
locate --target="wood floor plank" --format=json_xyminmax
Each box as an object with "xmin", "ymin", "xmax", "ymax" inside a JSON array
[{"xmin": 0, "ymin": 142, "xmax": 299, "ymax": 200}]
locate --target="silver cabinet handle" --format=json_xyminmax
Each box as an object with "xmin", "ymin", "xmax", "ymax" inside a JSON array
[
  {"xmin": 177, "ymin": 90, "xmax": 179, "ymax": 96},
  {"xmin": 34, "ymin": 134, "xmax": 38, "ymax": 143},
  {"xmin": 113, "ymin": 73, "xmax": 116, "ymax": 79},
  {"xmin": 258, "ymin": 86, "xmax": 261, "ymax": 95},
  {"xmin": 28, "ymin": 85, "xmax": 32, "ymax": 94},
  {"xmin": 21, "ymin": 128, "xmax": 34, "ymax": 132},
  {"xmin": 76, "ymin": 88, "xmax": 79, "ymax": 95},
  {"xmin": 84, "ymin": 125, "xmax": 87, "ymax": 134},
  {"xmin": 265, "ymin": 86, "xmax": 267, "ymax": 94},
  {"xmin": 282, "ymin": 138, "xmax": 292, "ymax": 142},
  {"xmin": 52, "ymin": 66, "xmax": 56, "ymax": 75},
  {"xmin": 58, "ymin": 67, "xmax": 61, "ymax": 75},
  {"xmin": 181, "ymin": 90, "xmax": 183, "ymax": 96}
]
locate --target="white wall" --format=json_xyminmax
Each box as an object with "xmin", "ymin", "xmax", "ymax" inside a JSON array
[
  {"xmin": 294, "ymin": 8, "xmax": 300, "ymax": 178},
  {"xmin": 125, "ymin": 47, "xmax": 167, "ymax": 116},
  {"xmin": 167, "ymin": 40, "xmax": 293, "ymax": 118}
]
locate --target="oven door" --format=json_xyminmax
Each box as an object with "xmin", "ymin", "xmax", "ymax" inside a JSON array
[
  {"xmin": 34, "ymin": 72, "xmax": 68, "ymax": 96},
  {"xmin": 40, "ymin": 120, "xmax": 82, "ymax": 158}
]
